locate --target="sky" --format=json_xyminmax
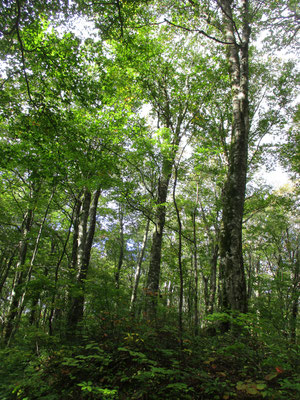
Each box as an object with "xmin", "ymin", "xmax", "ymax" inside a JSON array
[{"xmin": 258, "ymin": 167, "xmax": 290, "ymax": 189}]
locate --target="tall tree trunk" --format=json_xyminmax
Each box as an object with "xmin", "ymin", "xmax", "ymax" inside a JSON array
[
  {"xmin": 219, "ymin": 0, "xmax": 250, "ymax": 318},
  {"xmin": 115, "ymin": 205, "xmax": 125, "ymax": 289},
  {"xmin": 290, "ymin": 249, "xmax": 299, "ymax": 343},
  {"xmin": 143, "ymin": 71, "xmax": 187, "ymax": 317},
  {"xmin": 198, "ymin": 199, "xmax": 220, "ymax": 316},
  {"xmin": 71, "ymin": 194, "xmax": 82, "ymax": 272},
  {"xmin": 173, "ymin": 165, "xmax": 184, "ymax": 347},
  {"xmin": 145, "ymin": 156, "xmax": 173, "ymax": 316},
  {"xmin": 192, "ymin": 209, "xmax": 199, "ymax": 334},
  {"xmin": 130, "ymin": 218, "xmax": 150, "ymax": 311},
  {"xmin": 67, "ymin": 187, "xmax": 101, "ymax": 335}
]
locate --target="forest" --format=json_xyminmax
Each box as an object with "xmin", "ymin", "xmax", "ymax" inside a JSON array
[{"xmin": 0, "ymin": 0, "xmax": 299, "ymax": 399}]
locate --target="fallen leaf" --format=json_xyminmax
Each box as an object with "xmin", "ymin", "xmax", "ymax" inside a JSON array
[{"xmin": 265, "ymin": 372, "xmax": 278, "ymax": 381}]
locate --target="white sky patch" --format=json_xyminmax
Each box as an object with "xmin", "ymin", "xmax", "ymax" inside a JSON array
[{"xmin": 255, "ymin": 166, "xmax": 290, "ymax": 189}]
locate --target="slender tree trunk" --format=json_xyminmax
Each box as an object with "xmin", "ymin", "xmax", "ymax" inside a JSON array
[
  {"xmin": 16, "ymin": 190, "xmax": 55, "ymax": 325},
  {"xmin": 71, "ymin": 195, "xmax": 82, "ymax": 271},
  {"xmin": 290, "ymin": 249, "xmax": 299, "ymax": 343},
  {"xmin": 143, "ymin": 77, "xmax": 187, "ymax": 317},
  {"xmin": 130, "ymin": 218, "xmax": 150, "ymax": 311},
  {"xmin": 208, "ymin": 243, "xmax": 219, "ymax": 314},
  {"xmin": 192, "ymin": 211, "xmax": 199, "ymax": 334},
  {"xmin": 173, "ymin": 165, "xmax": 184, "ymax": 347},
  {"xmin": 29, "ymin": 243, "xmax": 54, "ymax": 328},
  {"xmin": 67, "ymin": 189, "xmax": 91, "ymax": 333},
  {"xmin": 48, "ymin": 200, "xmax": 78, "ymax": 335},
  {"xmin": 219, "ymin": 0, "xmax": 250, "ymax": 318},
  {"xmin": 67, "ymin": 187, "xmax": 101, "ymax": 335},
  {"xmin": 245, "ymin": 251, "xmax": 255, "ymax": 300},
  {"xmin": 192, "ymin": 182, "xmax": 200, "ymax": 334},
  {"xmin": 202, "ymin": 275, "xmax": 209, "ymax": 314},
  {"xmin": 4, "ymin": 209, "xmax": 33, "ymax": 344},
  {"xmin": 115, "ymin": 206, "xmax": 124, "ymax": 289},
  {"xmin": 167, "ymin": 281, "xmax": 174, "ymax": 308}
]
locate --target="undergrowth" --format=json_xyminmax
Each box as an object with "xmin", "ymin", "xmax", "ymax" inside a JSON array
[{"xmin": 0, "ymin": 312, "xmax": 299, "ymax": 400}]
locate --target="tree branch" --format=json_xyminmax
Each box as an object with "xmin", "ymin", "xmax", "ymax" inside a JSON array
[
  {"xmin": 164, "ymin": 18, "xmax": 234, "ymax": 45},
  {"xmin": 215, "ymin": 0, "xmax": 243, "ymax": 44}
]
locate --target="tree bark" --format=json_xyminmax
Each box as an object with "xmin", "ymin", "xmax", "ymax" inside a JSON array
[
  {"xmin": 219, "ymin": 0, "xmax": 250, "ymax": 317},
  {"xmin": 0, "ymin": 252, "xmax": 16, "ymax": 299},
  {"xmin": 48, "ymin": 204, "xmax": 76, "ymax": 336},
  {"xmin": 145, "ymin": 155, "xmax": 174, "ymax": 316},
  {"xmin": 173, "ymin": 165, "xmax": 184, "ymax": 347},
  {"xmin": 4, "ymin": 209, "xmax": 33, "ymax": 344},
  {"xmin": 192, "ymin": 209, "xmax": 199, "ymax": 334},
  {"xmin": 198, "ymin": 199, "xmax": 220, "ymax": 316},
  {"xmin": 115, "ymin": 205, "xmax": 125, "ymax": 289},
  {"xmin": 67, "ymin": 187, "xmax": 101, "ymax": 335},
  {"xmin": 208, "ymin": 243, "xmax": 219, "ymax": 314},
  {"xmin": 290, "ymin": 248, "xmax": 299, "ymax": 343},
  {"xmin": 130, "ymin": 218, "xmax": 150, "ymax": 311},
  {"xmin": 18, "ymin": 190, "xmax": 55, "ymax": 325}
]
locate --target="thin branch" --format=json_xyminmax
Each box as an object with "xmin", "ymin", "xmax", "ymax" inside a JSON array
[
  {"xmin": 164, "ymin": 18, "xmax": 235, "ymax": 45},
  {"xmin": 249, "ymin": 85, "xmax": 268, "ymax": 131},
  {"xmin": 215, "ymin": 0, "xmax": 243, "ymax": 44},
  {"xmin": 129, "ymin": 20, "xmax": 166, "ymax": 30},
  {"xmin": 243, "ymin": 205, "xmax": 271, "ymax": 224}
]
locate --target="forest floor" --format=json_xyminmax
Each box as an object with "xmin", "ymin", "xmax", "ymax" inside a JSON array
[{"xmin": 0, "ymin": 313, "xmax": 299, "ymax": 400}]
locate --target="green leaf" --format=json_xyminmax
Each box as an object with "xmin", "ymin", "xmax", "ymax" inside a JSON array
[
  {"xmin": 256, "ymin": 383, "xmax": 267, "ymax": 390},
  {"xmin": 246, "ymin": 387, "xmax": 259, "ymax": 395},
  {"xmin": 236, "ymin": 382, "xmax": 247, "ymax": 391}
]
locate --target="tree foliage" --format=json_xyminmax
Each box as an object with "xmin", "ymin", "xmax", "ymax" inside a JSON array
[{"xmin": 0, "ymin": 0, "xmax": 299, "ymax": 399}]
